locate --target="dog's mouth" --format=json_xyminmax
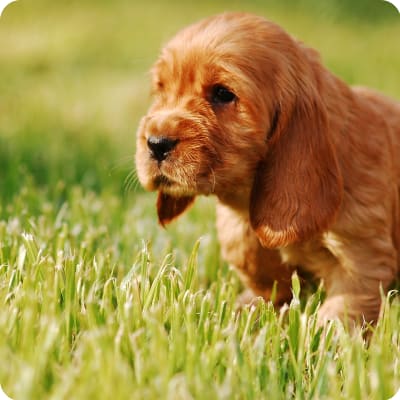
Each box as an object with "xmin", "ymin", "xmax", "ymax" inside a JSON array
[
  {"xmin": 144, "ymin": 147, "xmax": 215, "ymax": 196},
  {"xmin": 152, "ymin": 174, "xmax": 197, "ymax": 197},
  {"xmin": 153, "ymin": 174, "xmax": 174, "ymax": 189}
]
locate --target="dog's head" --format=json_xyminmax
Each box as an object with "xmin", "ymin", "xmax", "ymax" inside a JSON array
[{"xmin": 136, "ymin": 12, "xmax": 343, "ymax": 247}]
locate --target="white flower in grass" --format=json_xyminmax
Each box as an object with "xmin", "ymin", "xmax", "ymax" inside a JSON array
[{"xmin": 21, "ymin": 232, "xmax": 34, "ymax": 241}]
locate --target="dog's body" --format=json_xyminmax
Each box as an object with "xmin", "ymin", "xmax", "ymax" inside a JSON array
[{"xmin": 136, "ymin": 13, "xmax": 400, "ymax": 322}]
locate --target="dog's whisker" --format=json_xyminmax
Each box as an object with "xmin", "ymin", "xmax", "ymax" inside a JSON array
[
  {"xmin": 124, "ymin": 169, "xmax": 140, "ymax": 193},
  {"xmin": 110, "ymin": 155, "xmax": 135, "ymax": 175}
]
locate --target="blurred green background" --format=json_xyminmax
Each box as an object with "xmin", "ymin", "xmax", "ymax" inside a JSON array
[{"xmin": 0, "ymin": 0, "xmax": 399, "ymax": 203}]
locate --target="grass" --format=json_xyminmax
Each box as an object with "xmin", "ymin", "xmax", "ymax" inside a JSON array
[
  {"xmin": 1, "ymin": 186, "xmax": 400, "ymax": 399},
  {"xmin": 0, "ymin": 0, "xmax": 400, "ymax": 399}
]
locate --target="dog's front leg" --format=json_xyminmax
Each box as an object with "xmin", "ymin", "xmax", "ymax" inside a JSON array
[{"xmin": 216, "ymin": 202, "xmax": 294, "ymax": 306}]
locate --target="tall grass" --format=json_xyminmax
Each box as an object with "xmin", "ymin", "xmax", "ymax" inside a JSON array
[
  {"xmin": 0, "ymin": 1, "xmax": 399, "ymax": 399},
  {"xmin": 1, "ymin": 185, "xmax": 399, "ymax": 399}
]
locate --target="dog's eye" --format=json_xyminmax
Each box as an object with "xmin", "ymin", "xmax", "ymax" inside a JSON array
[{"xmin": 211, "ymin": 85, "xmax": 236, "ymax": 105}]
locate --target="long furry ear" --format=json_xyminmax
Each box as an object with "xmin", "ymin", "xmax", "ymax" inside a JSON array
[
  {"xmin": 157, "ymin": 192, "xmax": 195, "ymax": 226},
  {"xmin": 250, "ymin": 84, "xmax": 343, "ymax": 248}
]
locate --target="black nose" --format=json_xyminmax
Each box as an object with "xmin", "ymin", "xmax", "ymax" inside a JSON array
[{"xmin": 147, "ymin": 136, "xmax": 179, "ymax": 162}]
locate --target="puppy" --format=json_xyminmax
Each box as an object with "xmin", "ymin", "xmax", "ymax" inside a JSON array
[{"xmin": 136, "ymin": 12, "xmax": 400, "ymax": 322}]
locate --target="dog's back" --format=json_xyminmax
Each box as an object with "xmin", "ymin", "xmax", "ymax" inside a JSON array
[{"xmin": 352, "ymin": 86, "xmax": 400, "ymax": 262}]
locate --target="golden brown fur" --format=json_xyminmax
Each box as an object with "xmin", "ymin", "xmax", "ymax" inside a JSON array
[{"xmin": 136, "ymin": 13, "xmax": 400, "ymax": 322}]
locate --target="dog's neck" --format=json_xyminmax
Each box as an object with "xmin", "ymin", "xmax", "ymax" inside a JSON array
[{"xmin": 216, "ymin": 187, "xmax": 251, "ymax": 214}]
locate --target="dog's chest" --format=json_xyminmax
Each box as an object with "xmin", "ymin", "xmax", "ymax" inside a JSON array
[{"xmin": 279, "ymin": 238, "xmax": 336, "ymax": 277}]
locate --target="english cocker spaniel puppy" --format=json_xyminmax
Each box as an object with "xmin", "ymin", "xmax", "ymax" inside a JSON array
[{"xmin": 136, "ymin": 12, "xmax": 400, "ymax": 322}]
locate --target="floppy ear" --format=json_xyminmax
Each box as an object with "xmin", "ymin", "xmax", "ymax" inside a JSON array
[
  {"xmin": 157, "ymin": 192, "xmax": 195, "ymax": 226},
  {"xmin": 250, "ymin": 86, "xmax": 343, "ymax": 248}
]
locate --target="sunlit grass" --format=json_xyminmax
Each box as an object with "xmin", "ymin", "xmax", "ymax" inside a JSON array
[
  {"xmin": 1, "ymin": 185, "xmax": 399, "ymax": 399},
  {"xmin": 0, "ymin": 0, "xmax": 399, "ymax": 399}
]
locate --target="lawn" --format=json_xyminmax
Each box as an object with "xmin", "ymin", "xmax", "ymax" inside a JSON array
[{"xmin": 0, "ymin": 0, "xmax": 400, "ymax": 399}]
